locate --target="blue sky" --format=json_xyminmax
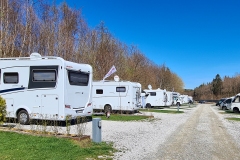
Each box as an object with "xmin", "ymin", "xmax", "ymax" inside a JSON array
[{"xmin": 57, "ymin": 0, "xmax": 240, "ymax": 89}]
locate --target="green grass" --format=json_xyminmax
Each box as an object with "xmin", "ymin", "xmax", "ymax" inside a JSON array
[
  {"xmin": 0, "ymin": 131, "xmax": 115, "ymax": 160},
  {"xmin": 181, "ymin": 104, "xmax": 191, "ymax": 106},
  {"xmin": 139, "ymin": 109, "xmax": 184, "ymax": 113},
  {"xmin": 188, "ymin": 104, "xmax": 197, "ymax": 108},
  {"xmin": 226, "ymin": 117, "xmax": 240, "ymax": 121},
  {"xmin": 150, "ymin": 104, "xmax": 196, "ymax": 110},
  {"xmin": 219, "ymin": 110, "xmax": 235, "ymax": 114},
  {"xmin": 93, "ymin": 114, "xmax": 153, "ymax": 121},
  {"xmin": 225, "ymin": 110, "xmax": 233, "ymax": 113},
  {"xmin": 162, "ymin": 107, "xmax": 185, "ymax": 110}
]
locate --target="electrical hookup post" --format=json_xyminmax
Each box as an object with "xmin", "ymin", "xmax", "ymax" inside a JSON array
[
  {"xmin": 177, "ymin": 103, "xmax": 180, "ymax": 112},
  {"xmin": 92, "ymin": 118, "xmax": 102, "ymax": 143}
]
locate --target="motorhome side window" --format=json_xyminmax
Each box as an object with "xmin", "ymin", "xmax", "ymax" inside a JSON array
[
  {"xmin": 33, "ymin": 70, "xmax": 56, "ymax": 81},
  {"xmin": 96, "ymin": 89, "xmax": 103, "ymax": 94},
  {"xmin": 150, "ymin": 92, "xmax": 156, "ymax": 96},
  {"xmin": 116, "ymin": 87, "xmax": 126, "ymax": 92},
  {"xmin": 68, "ymin": 70, "xmax": 89, "ymax": 86},
  {"xmin": 4, "ymin": 72, "xmax": 19, "ymax": 84}
]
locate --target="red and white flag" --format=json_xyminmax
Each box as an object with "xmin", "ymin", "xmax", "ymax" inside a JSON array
[{"xmin": 103, "ymin": 65, "xmax": 117, "ymax": 80}]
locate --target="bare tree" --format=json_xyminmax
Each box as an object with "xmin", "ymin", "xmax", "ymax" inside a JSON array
[{"xmin": 1, "ymin": 0, "xmax": 186, "ymax": 94}]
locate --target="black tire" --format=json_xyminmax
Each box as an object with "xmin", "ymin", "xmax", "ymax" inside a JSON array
[
  {"xmin": 177, "ymin": 102, "xmax": 181, "ymax": 106},
  {"xmin": 233, "ymin": 107, "xmax": 239, "ymax": 113},
  {"xmin": 146, "ymin": 103, "xmax": 151, "ymax": 108},
  {"xmin": 104, "ymin": 105, "xmax": 112, "ymax": 113},
  {"xmin": 17, "ymin": 110, "xmax": 29, "ymax": 125}
]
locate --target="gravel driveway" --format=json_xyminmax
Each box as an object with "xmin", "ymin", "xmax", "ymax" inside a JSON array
[
  {"xmin": 84, "ymin": 104, "xmax": 240, "ymax": 160},
  {"xmin": 150, "ymin": 104, "xmax": 240, "ymax": 160}
]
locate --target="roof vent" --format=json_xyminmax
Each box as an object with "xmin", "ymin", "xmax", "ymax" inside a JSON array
[
  {"xmin": 114, "ymin": 75, "xmax": 120, "ymax": 82},
  {"xmin": 148, "ymin": 84, "xmax": 152, "ymax": 90},
  {"xmin": 30, "ymin": 52, "xmax": 41, "ymax": 59}
]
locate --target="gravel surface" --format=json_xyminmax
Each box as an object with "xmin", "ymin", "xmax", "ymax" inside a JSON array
[
  {"xmin": 211, "ymin": 104, "xmax": 240, "ymax": 149},
  {"xmin": 150, "ymin": 104, "xmax": 240, "ymax": 160},
  {"xmin": 83, "ymin": 104, "xmax": 240, "ymax": 160},
  {"xmin": 84, "ymin": 105, "xmax": 199, "ymax": 160}
]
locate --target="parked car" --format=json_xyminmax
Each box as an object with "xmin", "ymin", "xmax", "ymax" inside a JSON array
[
  {"xmin": 216, "ymin": 98, "xmax": 226, "ymax": 106},
  {"xmin": 199, "ymin": 100, "xmax": 206, "ymax": 104},
  {"xmin": 219, "ymin": 98, "xmax": 233, "ymax": 110}
]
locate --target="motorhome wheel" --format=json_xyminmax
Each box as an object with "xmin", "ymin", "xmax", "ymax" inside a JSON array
[
  {"xmin": 146, "ymin": 103, "xmax": 151, "ymax": 108},
  {"xmin": 233, "ymin": 107, "xmax": 239, "ymax": 113},
  {"xmin": 104, "ymin": 105, "xmax": 112, "ymax": 113},
  {"xmin": 17, "ymin": 110, "xmax": 30, "ymax": 125}
]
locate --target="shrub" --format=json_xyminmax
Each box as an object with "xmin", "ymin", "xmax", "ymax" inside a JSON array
[{"xmin": 0, "ymin": 96, "xmax": 6, "ymax": 125}]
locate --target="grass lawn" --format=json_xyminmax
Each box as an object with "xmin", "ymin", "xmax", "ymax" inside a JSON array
[
  {"xmin": 219, "ymin": 110, "xmax": 235, "ymax": 114},
  {"xmin": 139, "ymin": 109, "xmax": 184, "ymax": 114},
  {"xmin": 225, "ymin": 110, "xmax": 234, "ymax": 113},
  {"xmin": 0, "ymin": 131, "xmax": 115, "ymax": 159},
  {"xmin": 226, "ymin": 117, "xmax": 240, "ymax": 121},
  {"xmin": 93, "ymin": 114, "xmax": 153, "ymax": 121}
]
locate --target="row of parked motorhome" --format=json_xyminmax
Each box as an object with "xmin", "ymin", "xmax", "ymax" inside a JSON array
[{"xmin": 0, "ymin": 53, "xmax": 193, "ymax": 124}]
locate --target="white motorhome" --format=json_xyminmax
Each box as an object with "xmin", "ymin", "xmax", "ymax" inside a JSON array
[
  {"xmin": 144, "ymin": 87, "xmax": 167, "ymax": 108},
  {"xmin": 188, "ymin": 96, "xmax": 193, "ymax": 103},
  {"xmin": 0, "ymin": 53, "xmax": 93, "ymax": 124},
  {"xmin": 140, "ymin": 91, "xmax": 148, "ymax": 108},
  {"xmin": 230, "ymin": 93, "xmax": 240, "ymax": 113},
  {"xmin": 92, "ymin": 80, "xmax": 141, "ymax": 113},
  {"xmin": 180, "ymin": 95, "xmax": 189, "ymax": 104},
  {"xmin": 172, "ymin": 92, "xmax": 182, "ymax": 106},
  {"xmin": 165, "ymin": 91, "xmax": 173, "ymax": 106}
]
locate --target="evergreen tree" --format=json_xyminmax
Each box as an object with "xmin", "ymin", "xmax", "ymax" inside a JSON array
[{"xmin": 212, "ymin": 74, "xmax": 222, "ymax": 97}]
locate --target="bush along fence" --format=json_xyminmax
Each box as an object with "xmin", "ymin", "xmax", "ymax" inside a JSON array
[
  {"xmin": 1, "ymin": 97, "xmax": 88, "ymax": 141},
  {"xmin": 0, "ymin": 96, "xmax": 6, "ymax": 125}
]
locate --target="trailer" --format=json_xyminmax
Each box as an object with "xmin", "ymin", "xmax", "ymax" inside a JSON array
[
  {"xmin": 144, "ymin": 88, "xmax": 167, "ymax": 108},
  {"xmin": 92, "ymin": 80, "xmax": 141, "ymax": 113},
  {"xmin": 0, "ymin": 53, "xmax": 93, "ymax": 124}
]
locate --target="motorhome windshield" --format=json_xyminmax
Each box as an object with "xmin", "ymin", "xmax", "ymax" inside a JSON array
[
  {"xmin": 68, "ymin": 70, "xmax": 89, "ymax": 86},
  {"xmin": 173, "ymin": 96, "xmax": 178, "ymax": 100}
]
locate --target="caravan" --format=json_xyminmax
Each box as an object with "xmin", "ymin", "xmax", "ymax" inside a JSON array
[
  {"xmin": 0, "ymin": 53, "xmax": 93, "ymax": 124},
  {"xmin": 92, "ymin": 80, "xmax": 141, "ymax": 113}
]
